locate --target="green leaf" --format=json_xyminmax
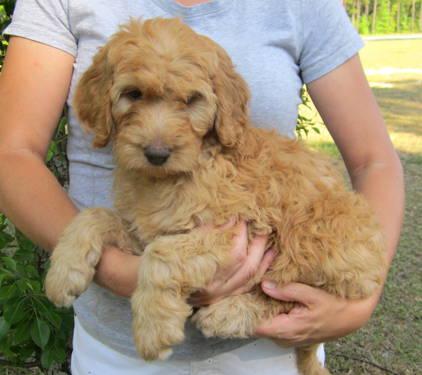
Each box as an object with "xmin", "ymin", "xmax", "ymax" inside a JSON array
[
  {"xmin": 0, "ymin": 284, "xmax": 18, "ymax": 300},
  {"xmin": 15, "ymin": 231, "xmax": 36, "ymax": 252},
  {"xmin": 0, "ymin": 316, "xmax": 10, "ymax": 340},
  {"xmin": 31, "ymin": 318, "xmax": 50, "ymax": 349},
  {"xmin": 18, "ymin": 346, "xmax": 35, "ymax": 361},
  {"xmin": 0, "ymin": 343, "xmax": 17, "ymax": 360},
  {"xmin": 1, "ymin": 256, "xmax": 17, "ymax": 271},
  {"xmin": 46, "ymin": 141, "xmax": 58, "ymax": 162},
  {"xmin": 41, "ymin": 347, "xmax": 54, "ymax": 368},
  {"xmin": 4, "ymin": 299, "xmax": 29, "ymax": 324},
  {"xmin": 12, "ymin": 319, "xmax": 31, "ymax": 345},
  {"xmin": 32, "ymin": 297, "xmax": 62, "ymax": 328},
  {"xmin": 41, "ymin": 345, "xmax": 66, "ymax": 368},
  {"xmin": 24, "ymin": 265, "xmax": 40, "ymax": 279},
  {"xmin": 58, "ymin": 116, "xmax": 68, "ymax": 132},
  {"xmin": 0, "ymin": 231, "xmax": 14, "ymax": 249},
  {"xmin": 28, "ymin": 279, "xmax": 42, "ymax": 293},
  {"xmin": 17, "ymin": 279, "xmax": 29, "ymax": 293},
  {"xmin": 15, "ymin": 250, "xmax": 36, "ymax": 263}
]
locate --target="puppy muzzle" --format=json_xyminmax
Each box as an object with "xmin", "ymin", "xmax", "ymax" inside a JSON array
[{"xmin": 144, "ymin": 146, "xmax": 171, "ymax": 166}]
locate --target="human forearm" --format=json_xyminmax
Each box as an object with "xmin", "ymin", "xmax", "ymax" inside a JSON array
[
  {"xmin": 0, "ymin": 150, "xmax": 142, "ymax": 297},
  {"xmin": 0, "ymin": 149, "xmax": 79, "ymax": 251},
  {"xmin": 349, "ymin": 152, "xmax": 404, "ymax": 267},
  {"xmin": 307, "ymin": 55, "xmax": 405, "ymax": 270}
]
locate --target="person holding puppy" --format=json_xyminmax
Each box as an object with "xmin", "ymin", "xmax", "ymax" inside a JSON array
[{"xmin": 0, "ymin": 0, "xmax": 403, "ymax": 374}]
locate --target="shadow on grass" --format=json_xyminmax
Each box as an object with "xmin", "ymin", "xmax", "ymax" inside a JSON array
[
  {"xmin": 310, "ymin": 139, "xmax": 422, "ymax": 165},
  {"xmin": 371, "ymin": 79, "xmax": 422, "ymax": 138}
]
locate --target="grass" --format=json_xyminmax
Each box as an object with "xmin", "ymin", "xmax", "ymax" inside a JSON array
[
  {"xmin": 360, "ymin": 39, "xmax": 422, "ymax": 80},
  {"xmin": 2, "ymin": 39, "xmax": 421, "ymax": 375},
  {"xmin": 308, "ymin": 38, "xmax": 422, "ymax": 374}
]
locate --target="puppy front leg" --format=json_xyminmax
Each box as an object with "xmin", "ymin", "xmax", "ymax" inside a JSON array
[
  {"xmin": 45, "ymin": 208, "xmax": 132, "ymax": 307},
  {"xmin": 131, "ymin": 228, "xmax": 233, "ymax": 361}
]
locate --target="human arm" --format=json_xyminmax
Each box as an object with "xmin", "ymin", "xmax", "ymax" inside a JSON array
[
  {"xmin": 0, "ymin": 37, "xmax": 144, "ymax": 296},
  {"xmin": 0, "ymin": 37, "xmax": 76, "ymax": 249},
  {"xmin": 99, "ymin": 222, "xmax": 275, "ymax": 300},
  {"xmin": 255, "ymin": 54, "xmax": 404, "ymax": 345}
]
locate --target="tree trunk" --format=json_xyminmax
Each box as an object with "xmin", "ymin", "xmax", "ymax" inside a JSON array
[
  {"xmin": 356, "ymin": 0, "xmax": 361, "ymax": 26},
  {"xmin": 372, "ymin": 0, "xmax": 378, "ymax": 33},
  {"xmin": 364, "ymin": 0, "xmax": 370, "ymax": 18},
  {"xmin": 397, "ymin": 0, "xmax": 401, "ymax": 32},
  {"xmin": 419, "ymin": 0, "xmax": 422, "ymax": 31},
  {"xmin": 411, "ymin": 0, "xmax": 416, "ymax": 31}
]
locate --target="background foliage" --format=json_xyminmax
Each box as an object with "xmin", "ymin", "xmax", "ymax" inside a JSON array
[{"xmin": 344, "ymin": 0, "xmax": 422, "ymax": 34}]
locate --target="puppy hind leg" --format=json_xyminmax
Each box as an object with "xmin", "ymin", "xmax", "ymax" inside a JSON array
[
  {"xmin": 45, "ymin": 208, "xmax": 132, "ymax": 307},
  {"xmin": 193, "ymin": 291, "xmax": 281, "ymax": 339},
  {"xmin": 131, "ymin": 229, "xmax": 233, "ymax": 361}
]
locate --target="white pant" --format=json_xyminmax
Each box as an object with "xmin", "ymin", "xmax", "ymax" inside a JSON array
[{"xmin": 71, "ymin": 317, "xmax": 325, "ymax": 375}]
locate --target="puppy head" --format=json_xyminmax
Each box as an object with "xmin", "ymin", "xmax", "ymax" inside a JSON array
[{"xmin": 73, "ymin": 18, "xmax": 250, "ymax": 177}]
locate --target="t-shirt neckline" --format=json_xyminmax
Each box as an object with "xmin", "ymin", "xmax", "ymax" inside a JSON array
[{"xmin": 152, "ymin": 0, "xmax": 232, "ymax": 19}]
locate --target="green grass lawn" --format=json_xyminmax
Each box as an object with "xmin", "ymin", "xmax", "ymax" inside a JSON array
[
  {"xmin": 2, "ymin": 39, "xmax": 421, "ymax": 375},
  {"xmin": 360, "ymin": 39, "xmax": 422, "ymax": 78},
  {"xmin": 309, "ymin": 38, "xmax": 422, "ymax": 375}
]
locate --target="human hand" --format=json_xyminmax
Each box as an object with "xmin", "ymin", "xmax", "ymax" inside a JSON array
[
  {"xmin": 95, "ymin": 245, "xmax": 141, "ymax": 298},
  {"xmin": 255, "ymin": 282, "xmax": 380, "ymax": 346},
  {"xmin": 188, "ymin": 221, "xmax": 277, "ymax": 306}
]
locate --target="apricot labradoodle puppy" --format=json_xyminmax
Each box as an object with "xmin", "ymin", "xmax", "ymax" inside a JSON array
[{"xmin": 45, "ymin": 18, "xmax": 386, "ymax": 375}]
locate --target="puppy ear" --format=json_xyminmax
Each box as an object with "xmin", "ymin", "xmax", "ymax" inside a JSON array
[
  {"xmin": 73, "ymin": 45, "xmax": 114, "ymax": 148},
  {"xmin": 211, "ymin": 46, "xmax": 250, "ymax": 148}
]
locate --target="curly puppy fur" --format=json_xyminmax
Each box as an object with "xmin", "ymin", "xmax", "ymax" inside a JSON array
[{"xmin": 45, "ymin": 19, "xmax": 386, "ymax": 374}]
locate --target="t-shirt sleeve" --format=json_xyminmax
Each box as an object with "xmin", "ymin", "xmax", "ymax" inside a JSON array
[
  {"xmin": 3, "ymin": 0, "xmax": 77, "ymax": 56},
  {"xmin": 299, "ymin": 0, "xmax": 364, "ymax": 84}
]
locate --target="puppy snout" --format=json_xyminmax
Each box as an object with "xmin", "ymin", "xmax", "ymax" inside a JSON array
[{"xmin": 144, "ymin": 146, "xmax": 171, "ymax": 166}]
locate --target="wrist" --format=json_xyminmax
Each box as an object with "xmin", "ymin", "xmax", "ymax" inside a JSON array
[
  {"xmin": 341, "ymin": 293, "xmax": 379, "ymax": 335},
  {"xmin": 95, "ymin": 246, "xmax": 140, "ymax": 298}
]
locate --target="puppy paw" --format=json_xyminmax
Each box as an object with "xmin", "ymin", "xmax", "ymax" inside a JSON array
[
  {"xmin": 133, "ymin": 327, "xmax": 178, "ymax": 361},
  {"xmin": 132, "ymin": 311, "xmax": 186, "ymax": 361},
  {"xmin": 193, "ymin": 296, "xmax": 259, "ymax": 339},
  {"xmin": 45, "ymin": 246, "xmax": 101, "ymax": 308},
  {"xmin": 132, "ymin": 287, "xmax": 190, "ymax": 361}
]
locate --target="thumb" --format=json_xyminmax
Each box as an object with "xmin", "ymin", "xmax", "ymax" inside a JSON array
[{"xmin": 261, "ymin": 281, "xmax": 319, "ymax": 306}]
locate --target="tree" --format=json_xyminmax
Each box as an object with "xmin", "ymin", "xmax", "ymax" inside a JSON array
[
  {"xmin": 396, "ymin": 0, "xmax": 402, "ymax": 32},
  {"xmin": 376, "ymin": 0, "xmax": 393, "ymax": 33},
  {"xmin": 372, "ymin": 0, "xmax": 379, "ymax": 32},
  {"xmin": 420, "ymin": 0, "xmax": 422, "ymax": 30},
  {"xmin": 411, "ymin": 0, "xmax": 416, "ymax": 30}
]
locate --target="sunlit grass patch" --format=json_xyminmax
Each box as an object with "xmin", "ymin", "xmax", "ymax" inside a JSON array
[{"xmin": 360, "ymin": 39, "xmax": 422, "ymax": 73}]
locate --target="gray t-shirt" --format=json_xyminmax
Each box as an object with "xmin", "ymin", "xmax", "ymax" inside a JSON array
[{"xmin": 5, "ymin": 0, "xmax": 363, "ymax": 361}]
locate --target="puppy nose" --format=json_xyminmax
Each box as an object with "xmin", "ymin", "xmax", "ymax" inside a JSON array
[{"xmin": 144, "ymin": 146, "xmax": 171, "ymax": 166}]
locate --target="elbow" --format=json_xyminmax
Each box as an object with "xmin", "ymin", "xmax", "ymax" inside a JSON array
[
  {"xmin": 350, "ymin": 147, "xmax": 403, "ymax": 181},
  {"xmin": 348, "ymin": 148, "xmax": 404, "ymax": 196}
]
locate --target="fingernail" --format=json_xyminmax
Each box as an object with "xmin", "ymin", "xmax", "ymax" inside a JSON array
[{"xmin": 263, "ymin": 280, "xmax": 276, "ymax": 289}]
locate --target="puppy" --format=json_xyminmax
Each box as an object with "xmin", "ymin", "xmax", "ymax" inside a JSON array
[{"xmin": 45, "ymin": 18, "xmax": 386, "ymax": 375}]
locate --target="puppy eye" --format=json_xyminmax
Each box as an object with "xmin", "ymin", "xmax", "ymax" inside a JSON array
[
  {"xmin": 123, "ymin": 89, "xmax": 143, "ymax": 101},
  {"xmin": 185, "ymin": 92, "xmax": 203, "ymax": 105}
]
